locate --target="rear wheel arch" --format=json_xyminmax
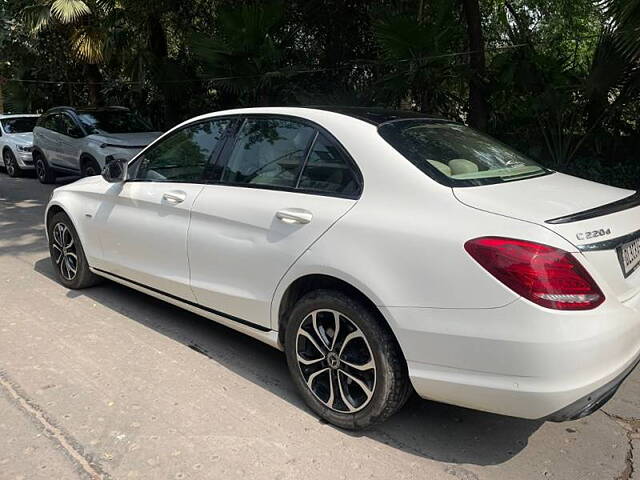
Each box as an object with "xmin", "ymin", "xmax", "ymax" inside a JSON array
[
  {"xmin": 32, "ymin": 147, "xmax": 46, "ymax": 160},
  {"xmin": 277, "ymin": 274, "xmax": 402, "ymax": 353}
]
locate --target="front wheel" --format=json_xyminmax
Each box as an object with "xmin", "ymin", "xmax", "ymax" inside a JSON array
[
  {"xmin": 3, "ymin": 149, "xmax": 22, "ymax": 177},
  {"xmin": 81, "ymin": 157, "xmax": 101, "ymax": 177},
  {"xmin": 48, "ymin": 212, "xmax": 101, "ymax": 289},
  {"xmin": 285, "ymin": 289, "xmax": 411, "ymax": 429}
]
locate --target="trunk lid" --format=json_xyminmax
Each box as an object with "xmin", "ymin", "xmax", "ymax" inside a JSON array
[{"xmin": 454, "ymin": 172, "xmax": 640, "ymax": 301}]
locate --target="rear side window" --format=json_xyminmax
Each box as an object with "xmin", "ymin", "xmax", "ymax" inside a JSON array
[
  {"xmin": 134, "ymin": 119, "xmax": 230, "ymax": 182},
  {"xmin": 220, "ymin": 118, "xmax": 315, "ymax": 188},
  {"xmin": 378, "ymin": 120, "xmax": 549, "ymax": 187},
  {"xmin": 298, "ymin": 133, "xmax": 359, "ymax": 195},
  {"xmin": 38, "ymin": 114, "xmax": 56, "ymax": 131}
]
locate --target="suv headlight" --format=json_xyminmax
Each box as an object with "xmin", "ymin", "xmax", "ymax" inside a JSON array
[{"xmin": 16, "ymin": 145, "xmax": 33, "ymax": 152}]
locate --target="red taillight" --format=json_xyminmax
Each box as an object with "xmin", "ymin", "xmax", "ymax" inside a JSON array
[{"xmin": 464, "ymin": 237, "xmax": 604, "ymax": 310}]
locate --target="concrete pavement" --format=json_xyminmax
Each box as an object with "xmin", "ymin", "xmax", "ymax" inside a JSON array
[{"xmin": 0, "ymin": 173, "xmax": 638, "ymax": 479}]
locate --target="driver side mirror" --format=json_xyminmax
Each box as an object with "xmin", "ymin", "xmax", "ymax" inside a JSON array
[{"xmin": 102, "ymin": 155, "xmax": 128, "ymax": 183}]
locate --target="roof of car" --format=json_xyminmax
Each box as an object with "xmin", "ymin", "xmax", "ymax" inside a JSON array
[
  {"xmin": 0, "ymin": 114, "xmax": 40, "ymax": 119},
  {"xmin": 304, "ymin": 106, "xmax": 447, "ymax": 125},
  {"xmin": 46, "ymin": 106, "xmax": 129, "ymax": 114}
]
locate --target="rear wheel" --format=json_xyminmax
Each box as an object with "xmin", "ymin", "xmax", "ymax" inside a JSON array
[
  {"xmin": 34, "ymin": 152, "xmax": 56, "ymax": 184},
  {"xmin": 285, "ymin": 289, "xmax": 411, "ymax": 429},
  {"xmin": 48, "ymin": 212, "xmax": 101, "ymax": 289},
  {"xmin": 3, "ymin": 149, "xmax": 21, "ymax": 177}
]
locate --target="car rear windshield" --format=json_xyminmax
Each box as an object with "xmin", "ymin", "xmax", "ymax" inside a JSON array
[
  {"xmin": 378, "ymin": 120, "xmax": 550, "ymax": 187},
  {"xmin": 1, "ymin": 117, "xmax": 38, "ymax": 134},
  {"xmin": 77, "ymin": 110, "xmax": 153, "ymax": 134}
]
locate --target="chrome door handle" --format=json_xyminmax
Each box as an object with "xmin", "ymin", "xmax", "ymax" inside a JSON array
[
  {"xmin": 276, "ymin": 208, "xmax": 313, "ymax": 224},
  {"xmin": 162, "ymin": 191, "xmax": 187, "ymax": 204}
]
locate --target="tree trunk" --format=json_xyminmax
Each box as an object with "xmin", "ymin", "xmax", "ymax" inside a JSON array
[
  {"xmin": 147, "ymin": 13, "xmax": 180, "ymax": 127},
  {"xmin": 462, "ymin": 0, "xmax": 488, "ymax": 131},
  {"xmin": 86, "ymin": 64, "xmax": 103, "ymax": 106}
]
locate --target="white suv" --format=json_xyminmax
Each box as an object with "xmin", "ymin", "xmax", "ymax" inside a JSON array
[
  {"xmin": 32, "ymin": 106, "xmax": 161, "ymax": 183},
  {"xmin": 0, "ymin": 114, "xmax": 39, "ymax": 177}
]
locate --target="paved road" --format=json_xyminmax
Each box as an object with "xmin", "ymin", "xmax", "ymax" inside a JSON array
[{"xmin": 0, "ymin": 173, "xmax": 638, "ymax": 480}]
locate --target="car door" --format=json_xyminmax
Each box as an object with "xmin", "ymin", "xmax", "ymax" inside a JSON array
[
  {"xmin": 52, "ymin": 113, "xmax": 85, "ymax": 172},
  {"xmin": 35, "ymin": 114, "xmax": 60, "ymax": 163},
  {"xmin": 188, "ymin": 115, "xmax": 362, "ymax": 328},
  {"xmin": 92, "ymin": 118, "xmax": 233, "ymax": 300}
]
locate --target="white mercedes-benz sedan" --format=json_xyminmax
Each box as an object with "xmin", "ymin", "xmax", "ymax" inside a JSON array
[{"xmin": 45, "ymin": 107, "xmax": 640, "ymax": 429}]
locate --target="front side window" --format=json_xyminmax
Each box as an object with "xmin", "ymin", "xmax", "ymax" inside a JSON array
[
  {"xmin": 1, "ymin": 117, "xmax": 38, "ymax": 134},
  {"xmin": 134, "ymin": 119, "xmax": 230, "ymax": 182},
  {"xmin": 298, "ymin": 133, "xmax": 359, "ymax": 195},
  {"xmin": 56, "ymin": 114, "xmax": 83, "ymax": 138},
  {"xmin": 379, "ymin": 120, "xmax": 549, "ymax": 187},
  {"xmin": 77, "ymin": 110, "xmax": 154, "ymax": 134},
  {"xmin": 220, "ymin": 118, "xmax": 315, "ymax": 188}
]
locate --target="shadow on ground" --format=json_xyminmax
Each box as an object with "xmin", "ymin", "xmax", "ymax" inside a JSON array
[
  {"xmin": 0, "ymin": 173, "xmax": 78, "ymax": 256},
  {"xmin": 34, "ymin": 255, "xmax": 543, "ymax": 466}
]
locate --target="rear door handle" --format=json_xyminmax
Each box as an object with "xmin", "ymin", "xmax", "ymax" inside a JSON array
[
  {"xmin": 276, "ymin": 208, "xmax": 313, "ymax": 224},
  {"xmin": 162, "ymin": 191, "xmax": 187, "ymax": 204}
]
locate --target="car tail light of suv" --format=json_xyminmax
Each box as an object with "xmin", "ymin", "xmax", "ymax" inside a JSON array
[{"xmin": 465, "ymin": 237, "xmax": 605, "ymax": 310}]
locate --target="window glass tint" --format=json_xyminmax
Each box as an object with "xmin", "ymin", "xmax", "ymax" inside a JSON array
[
  {"xmin": 298, "ymin": 133, "xmax": 358, "ymax": 195},
  {"xmin": 378, "ymin": 120, "xmax": 548, "ymax": 187},
  {"xmin": 1, "ymin": 117, "xmax": 38, "ymax": 134},
  {"xmin": 57, "ymin": 114, "xmax": 81, "ymax": 137},
  {"xmin": 39, "ymin": 114, "xmax": 57, "ymax": 131},
  {"xmin": 221, "ymin": 118, "xmax": 315, "ymax": 188},
  {"xmin": 134, "ymin": 120, "xmax": 230, "ymax": 182},
  {"xmin": 77, "ymin": 110, "xmax": 154, "ymax": 134}
]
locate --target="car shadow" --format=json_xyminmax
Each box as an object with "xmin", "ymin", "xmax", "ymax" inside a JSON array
[{"xmin": 33, "ymin": 258, "xmax": 543, "ymax": 466}]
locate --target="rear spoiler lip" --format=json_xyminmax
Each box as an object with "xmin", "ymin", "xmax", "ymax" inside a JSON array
[{"xmin": 546, "ymin": 191, "xmax": 640, "ymax": 224}]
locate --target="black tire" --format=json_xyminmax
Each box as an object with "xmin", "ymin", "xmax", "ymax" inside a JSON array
[
  {"xmin": 3, "ymin": 149, "xmax": 22, "ymax": 177},
  {"xmin": 284, "ymin": 289, "xmax": 411, "ymax": 430},
  {"xmin": 34, "ymin": 151, "xmax": 56, "ymax": 184},
  {"xmin": 47, "ymin": 211, "xmax": 101, "ymax": 289},
  {"xmin": 81, "ymin": 156, "xmax": 101, "ymax": 177}
]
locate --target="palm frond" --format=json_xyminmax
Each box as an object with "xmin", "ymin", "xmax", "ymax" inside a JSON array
[
  {"xmin": 22, "ymin": 4, "xmax": 53, "ymax": 32},
  {"xmin": 50, "ymin": 0, "xmax": 91, "ymax": 23},
  {"xmin": 71, "ymin": 25, "xmax": 105, "ymax": 63}
]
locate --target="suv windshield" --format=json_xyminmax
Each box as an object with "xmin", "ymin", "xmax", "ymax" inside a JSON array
[
  {"xmin": 378, "ymin": 120, "xmax": 550, "ymax": 187},
  {"xmin": 1, "ymin": 117, "xmax": 38, "ymax": 134},
  {"xmin": 77, "ymin": 110, "xmax": 153, "ymax": 134}
]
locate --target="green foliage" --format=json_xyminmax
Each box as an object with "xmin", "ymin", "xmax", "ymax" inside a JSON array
[
  {"xmin": 2, "ymin": 0, "xmax": 640, "ymax": 187},
  {"xmin": 190, "ymin": 1, "xmax": 293, "ymax": 106}
]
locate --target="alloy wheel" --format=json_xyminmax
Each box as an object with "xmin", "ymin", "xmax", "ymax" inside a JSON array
[
  {"xmin": 51, "ymin": 222, "xmax": 78, "ymax": 281},
  {"xmin": 36, "ymin": 159, "xmax": 46, "ymax": 182},
  {"xmin": 4, "ymin": 151, "xmax": 15, "ymax": 176},
  {"xmin": 296, "ymin": 309, "xmax": 377, "ymax": 413}
]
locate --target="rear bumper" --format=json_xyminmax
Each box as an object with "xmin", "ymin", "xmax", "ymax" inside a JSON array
[
  {"xmin": 546, "ymin": 351, "xmax": 640, "ymax": 421},
  {"xmin": 382, "ymin": 296, "xmax": 640, "ymax": 420}
]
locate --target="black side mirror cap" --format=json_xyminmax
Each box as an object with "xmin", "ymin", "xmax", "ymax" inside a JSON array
[{"xmin": 101, "ymin": 156, "xmax": 128, "ymax": 183}]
